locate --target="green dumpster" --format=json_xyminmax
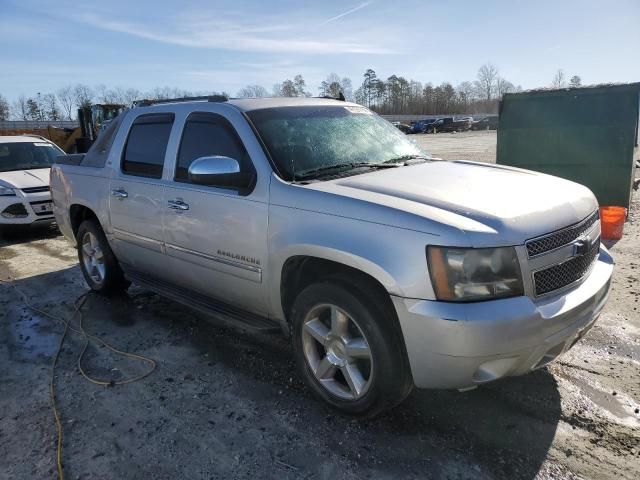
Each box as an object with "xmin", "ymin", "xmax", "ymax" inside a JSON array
[{"xmin": 497, "ymin": 83, "xmax": 639, "ymax": 209}]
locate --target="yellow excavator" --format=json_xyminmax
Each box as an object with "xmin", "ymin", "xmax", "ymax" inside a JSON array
[{"xmin": 48, "ymin": 103, "xmax": 125, "ymax": 153}]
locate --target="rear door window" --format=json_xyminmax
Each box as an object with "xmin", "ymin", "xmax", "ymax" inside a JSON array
[{"xmin": 122, "ymin": 113, "xmax": 174, "ymax": 178}]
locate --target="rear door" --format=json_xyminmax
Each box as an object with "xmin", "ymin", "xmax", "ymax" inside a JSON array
[
  {"xmin": 108, "ymin": 112, "xmax": 174, "ymax": 277},
  {"xmin": 161, "ymin": 111, "xmax": 269, "ymax": 316}
]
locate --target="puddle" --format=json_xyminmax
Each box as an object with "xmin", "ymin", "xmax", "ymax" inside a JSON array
[
  {"xmin": 564, "ymin": 372, "xmax": 633, "ymax": 420},
  {"xmin": 9, "ymin": 310, "xmax": 60, "ymax": 361}
]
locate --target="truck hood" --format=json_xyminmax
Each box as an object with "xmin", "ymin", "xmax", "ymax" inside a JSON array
[
  {"xmin": 300, "ymin": 160, "xmax": 598, "ymax": 246},
  {"xmin": 0, "ymin": 168, "xmax": 50, "ymax": 189}
]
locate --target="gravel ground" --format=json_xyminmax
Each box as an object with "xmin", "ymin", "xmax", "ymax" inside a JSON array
[
  {"xmin": 412, "ymin": 131, "xmax": 497, "ymax": 163},
  {"xmin": 1, "ymin": 174, "xmax": 639, "ymax": 478}
]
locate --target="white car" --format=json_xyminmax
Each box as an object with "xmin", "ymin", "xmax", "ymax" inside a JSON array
[{"xmin": 0, "ymin": 135, "xmax": 62, "ymax": 227}]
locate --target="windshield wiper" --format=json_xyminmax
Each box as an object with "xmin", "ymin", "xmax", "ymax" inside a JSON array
[
  {"xmin": 295, "ymin": 161, "xmax": 400, "ymax": 181},
  {"xmin": 382, "ymin": 154, "xmax": 434, "ymax": 165}
]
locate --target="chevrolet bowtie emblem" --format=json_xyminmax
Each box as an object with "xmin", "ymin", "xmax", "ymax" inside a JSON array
[{"xmin": 572, "ymin": 238, "xmax": 590, "ymax": 257}]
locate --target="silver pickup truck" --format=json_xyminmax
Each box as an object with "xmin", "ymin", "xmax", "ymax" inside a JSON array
[{"xmin": 51, "ymin": 97, "xmax": 614, "ymax": 415}]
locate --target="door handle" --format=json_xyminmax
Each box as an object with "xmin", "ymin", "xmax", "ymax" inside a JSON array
[
  {"xmin": 111, "ymin": 189, "xmax": 128, "ymax": 199},
  {"xmin": 168, "ymin": 199, "xmax": 189, "ymax": 211}
]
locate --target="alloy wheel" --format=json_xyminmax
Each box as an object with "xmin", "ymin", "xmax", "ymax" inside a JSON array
[
  {"xmin": 81, "ymin": 231, "xmax": 106, "ymax": 286},
  {"xmin": 301, "ymin": 304, "xmax": 373, "ymax": 400}
]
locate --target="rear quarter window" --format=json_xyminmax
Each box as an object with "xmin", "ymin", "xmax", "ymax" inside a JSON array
[{"xmin": 121, "ymin": 113, "xmax": 174, "ymax": 179}]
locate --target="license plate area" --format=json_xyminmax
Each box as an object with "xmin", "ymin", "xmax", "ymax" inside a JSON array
[{"xmin": 30, "ymin": 201, "xmax": 53, "ymax": 216}]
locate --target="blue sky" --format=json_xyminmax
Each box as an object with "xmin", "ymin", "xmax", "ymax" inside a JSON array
[{"xmin": 1, "ymin": 0, "xmax": 639, "ymax": 100}]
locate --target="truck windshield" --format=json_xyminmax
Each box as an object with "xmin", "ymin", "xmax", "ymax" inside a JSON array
[
  {"xmin": 0, "ymin": 142, "xmax": 61, "ymax": 172},
  {"xmin": 247, "ymin": 105, "xmax": 429, "ymax": 181}
]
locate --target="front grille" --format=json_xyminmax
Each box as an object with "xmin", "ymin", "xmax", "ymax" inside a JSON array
[
  {"xmin": 526, "ymin": 211, "xmax": 599, "ymax": 257},
  {"xmin": 22, "ymin": 186, "xmax": 50, "ymax": 194},
  {"xmin": 533, "ymin": 238, "xmax": 600, "ymax": 296}
]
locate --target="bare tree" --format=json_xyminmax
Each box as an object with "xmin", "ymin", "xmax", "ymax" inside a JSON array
[
  {"xmin": 237, "ymin": 85, "xmax": 269, "ymax": 98},
  {"xmin": 496, "ymin": 77, "xmax": 516, "ymax": 97},
  {"xmin": 476, "ymin": 63, "xmax": 499, "ymax": 101},
  {"xmin": 73, "ymin": 84, "xmax": 94, "ymax": 108},
  {"xmin": 340, "ymin": 77, "xmax": 353, "ymax": 100},
  {"xmin": 95, "ymin": 84, "xmax": 109, "ymax": 103},
  {"xmin": 319, "ymin": 73, "xmax": 342, "ymax": 97},
  {"xmin": 0, "ymin": 94, "xmax": 9, "ymax": 121},
  {"xmin": 145, "ymin": 86, "xmax": 195, "ymax": 100},
  {"xmin": 147, "ymin": 86, "xmax": 172, "ymax": 100},
  {"xmin": 551, "ymin": 69, "xmax": 566, "ymax": 88},
  {"xmin": 122, "ymin": 88, "xmax": 142, "ymax": 106},
  {"xmin": 456, "ymin": 81, "xmax": 475, "ymax": 105},
  {"xmin": 42, "ymin": 93, "xmax": 61, "ymax": 120},
  {"xmin": 56, "ymin": 86, "xmax": 75, "ymax": 120},
  {"xmin": 12, "ymin": 95, "xmax": 29, "ymax": 120},
  {"xmin": 569, "ymin": 75, "xmax": 582, "ymax": 88}
]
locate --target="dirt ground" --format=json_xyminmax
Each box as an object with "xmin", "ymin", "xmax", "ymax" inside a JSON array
[
  {"xmin": 412, "ymin": 131, "xmax": 497, "ymax": 163},
  {"xmin": 1, "ymin": 166, "xmax": 639, "ymax": 478}
]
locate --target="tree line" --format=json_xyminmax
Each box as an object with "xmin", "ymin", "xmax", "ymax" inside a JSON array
[{"xmin": 0, "ymin": 64, "xmax": 582, "ymax": 121}]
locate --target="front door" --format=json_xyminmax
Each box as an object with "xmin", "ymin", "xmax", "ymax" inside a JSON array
[
  {"xmin": 109, "ymin": 112, "xmax": 174, "ymax": 278},
  {"xmin": 161, "ymin": 111, "xmax": 269, "ymax": 316}
]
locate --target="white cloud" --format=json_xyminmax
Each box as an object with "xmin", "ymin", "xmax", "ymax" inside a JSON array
[{"xmin": 73, "ymin": 10, "xmax": 395, "ymax": 55}]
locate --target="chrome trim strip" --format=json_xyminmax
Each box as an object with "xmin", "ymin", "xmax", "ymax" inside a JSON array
[
  {"xmin": 530, "ymin": 240, "xmax": 601, "ymax": 298},
  {"xmin": 531, "ymin": 253, "xmax": 600, "ymax": 299},
  {"xmin": 112, "ymin": 227, "xmax": 164, "ymax": 245},
  {"xmin": 165, "ymin": 243, "xmax": 262, "ymax": 274},
  {"xmin": 527, "ymin": 222, "xmax": 600, "ymax": 271},
  {"xmin": 525, "ymin": 210, "xmax": 599, "ymax": 258}
]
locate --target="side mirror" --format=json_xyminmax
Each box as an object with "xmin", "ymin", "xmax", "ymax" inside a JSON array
[{"xmin": 188, "ymin": 156, "xmax": 249, "ymax": 188}]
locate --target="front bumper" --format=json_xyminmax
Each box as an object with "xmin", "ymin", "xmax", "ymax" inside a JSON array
[
  {"xmin": 0, "ymin": 191, "xmax": 54, "ymax": 225},
  {"xmin": 393, "ymin": 246, "xmax": 614, "ymax": 389}
]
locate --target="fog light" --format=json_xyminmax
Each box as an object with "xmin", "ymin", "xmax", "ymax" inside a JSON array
[
  {"xmin": 473, "ymin": 357, "xmax": 518, "ymax": 383},
  {"xmin": 1, "ymin": 203, "xmax": 28, "ymax": 218}
]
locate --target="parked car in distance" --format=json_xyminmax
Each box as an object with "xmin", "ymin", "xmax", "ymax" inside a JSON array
[
  {"xmin": 426, "ymin": 117, "xmax": 473, "ymax": 133},
  {"xmin": 471, "ymin": 116, "xmax": 499, "ymax": 130},
  {"xmin": 0, "ymin": 135, "xmax": 62, "ymax": 227},
  {"xmin": 391, "ymin": 121, "xmax": 412, "ymax": 134},
  {"xmin": 410, "ymin": 119, "xmax": 437, "ymax": 134},
  {"xmin": 51, "ymin": 97, "xmax": 613, "ymax": 415}
]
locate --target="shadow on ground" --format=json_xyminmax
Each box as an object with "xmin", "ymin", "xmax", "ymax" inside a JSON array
[
  {"xmin": 0, "ymin": 223, "xmax": 60, "ymax": 247},
  {"xmin": 1, "ymin": 264, "xmax": 563, "ymax": 479}
]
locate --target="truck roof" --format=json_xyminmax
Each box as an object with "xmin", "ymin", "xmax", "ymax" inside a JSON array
[{"xmin": 227, "ymin": 97, "xmax": 359, "ymax": 112}]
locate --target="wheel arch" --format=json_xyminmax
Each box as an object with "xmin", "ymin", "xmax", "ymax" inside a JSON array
[
  {"xmin": 277, "ymin": 251, "xmax": 399, "ymax": 327},
  {"xmin": 69, "ymin": 203, "xmax": 101, "ymax": 240}
]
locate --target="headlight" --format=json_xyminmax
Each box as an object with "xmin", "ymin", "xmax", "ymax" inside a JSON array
[
  {"xmin": 427, "ymin": 246, "xmax": 523, "ymax": 301},
  {"xmin": 0, "ymin": 186, "xmax": 16, "ymax": 196}
]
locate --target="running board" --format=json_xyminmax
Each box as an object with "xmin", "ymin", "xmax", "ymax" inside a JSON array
[{"xmin": 123, "ymin": 267, "xmax": 280, "ymax": 333}]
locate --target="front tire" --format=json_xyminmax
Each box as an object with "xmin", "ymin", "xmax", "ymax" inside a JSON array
[
  {"xmin": 77, "ymin": 219, "xmax": 129, "ymax": 294},
  {"xmin": 291, "ymin": 281, "xmax": 413, "ymax": 416}
]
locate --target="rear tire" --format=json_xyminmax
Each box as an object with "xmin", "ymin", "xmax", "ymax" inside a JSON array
[
  {"xmin": 76, "ymin": 219, "xmax": 129, "ymax": 294},
  {"xmin": 291, "ymin": 280, "xmax": 413, "ymax": 416}
]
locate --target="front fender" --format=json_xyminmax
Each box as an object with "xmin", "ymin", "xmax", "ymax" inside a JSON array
[{"xmin": 267, "ymin": 203, "xmax": 438, "ymax": 320}]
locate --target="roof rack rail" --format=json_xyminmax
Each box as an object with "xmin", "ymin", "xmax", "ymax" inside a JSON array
[{"xmin": 133, "ymin": 95, "xmax": 228, "ymax": 107}]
